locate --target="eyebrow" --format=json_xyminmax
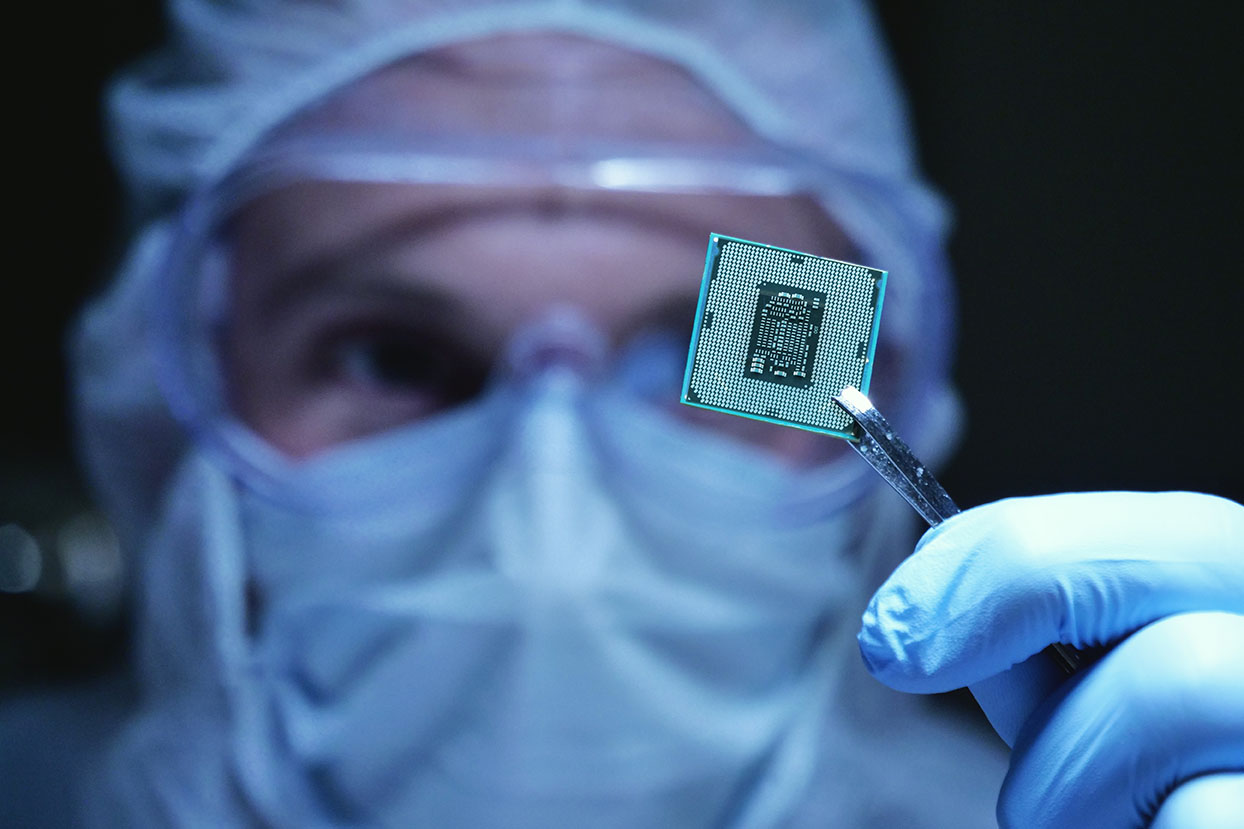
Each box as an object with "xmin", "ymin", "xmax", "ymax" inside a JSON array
[
  {"xmin": 248, "ymin": 202, "xmax": 475, "ymax": 328},
  {"xmin": 258, "ymin": 258, "xmax": 442, "ymax": 315},
  {"xmin": 252, "ymin": 266, "xmax": 508, "ymax": 374}
]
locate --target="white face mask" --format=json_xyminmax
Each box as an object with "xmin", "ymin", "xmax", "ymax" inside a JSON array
[{"xmin": 106, "ymin": 321, "xmax": 888, "ymax": 828}]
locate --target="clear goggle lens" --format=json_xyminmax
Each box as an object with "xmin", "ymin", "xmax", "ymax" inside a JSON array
[{"xmin": 152, "ymin": 148, "xmax": 865, "ymax": 467}]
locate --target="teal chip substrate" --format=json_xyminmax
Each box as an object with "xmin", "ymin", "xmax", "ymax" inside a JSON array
[{"xmin": 681, "ymin": 234, "xmax": 886, "ymax": 438}]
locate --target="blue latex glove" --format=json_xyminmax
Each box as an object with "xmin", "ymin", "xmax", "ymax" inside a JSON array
[{"xmin": 858, "ymin": 492, "xmax": 1244, "ymax": 827}]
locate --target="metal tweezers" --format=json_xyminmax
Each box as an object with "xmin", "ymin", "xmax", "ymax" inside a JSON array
[{"xmin": 832, "ymin": 386, "xmax": 1082, "ymax": 675}]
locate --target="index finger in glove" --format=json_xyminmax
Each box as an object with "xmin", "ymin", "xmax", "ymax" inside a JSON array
[{"xmin": 857, "ymin": 491, "xmax": 1244, "ymax": 693}]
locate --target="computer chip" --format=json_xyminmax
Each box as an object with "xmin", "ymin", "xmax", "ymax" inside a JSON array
[{"xmin": 681, "ymin": 234, "xmax": 886, "ymax": 438}]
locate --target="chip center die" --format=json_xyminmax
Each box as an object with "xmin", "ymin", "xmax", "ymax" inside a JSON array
[{"xmin": 746, "ymin": 282, "xmax": 826, "ymax": 388}]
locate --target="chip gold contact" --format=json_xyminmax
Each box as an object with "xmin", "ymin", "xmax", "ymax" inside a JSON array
[{"xmin": 681, "ymin": 234, "xmax": 886, "ymax": 438}]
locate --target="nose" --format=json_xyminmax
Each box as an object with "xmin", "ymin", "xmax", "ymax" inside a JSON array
[{"xmin": 501, "ymin": 306, "xmax": 609, "ymax": 381}]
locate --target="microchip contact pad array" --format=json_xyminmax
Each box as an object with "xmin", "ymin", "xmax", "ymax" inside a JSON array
[{"xmin": 681, "ymin": 234, "xmax": 886, "ymax": 439}]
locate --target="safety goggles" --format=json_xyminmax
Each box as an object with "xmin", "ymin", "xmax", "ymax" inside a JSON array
[{"xmin": 150, "ymin": 141, "xmax": 867, "ymax": 469}]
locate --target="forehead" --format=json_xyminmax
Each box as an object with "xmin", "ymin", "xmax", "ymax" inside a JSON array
[{"xmin": 226, "ymin": 31, "xmax": 856, "ymax": 344}]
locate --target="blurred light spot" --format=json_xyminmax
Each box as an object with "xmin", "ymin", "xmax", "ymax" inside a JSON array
[
  {"xmin": 0, "ymin": 523, "xmax": 43, "ymax": 593},
  {"xmin": 56, "ymin": 512, "xmax": 123, "ymax": 622}
]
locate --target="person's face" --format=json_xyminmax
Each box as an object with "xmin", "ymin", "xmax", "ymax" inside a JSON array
[{"xmin": 224, "ymin": 34, "xmax": 859, "ymax": 461}]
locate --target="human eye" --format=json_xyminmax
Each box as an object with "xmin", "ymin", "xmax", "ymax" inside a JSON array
[{"xmin": 313, "ymin": 318, "xmax": 492, "ymax": 412}]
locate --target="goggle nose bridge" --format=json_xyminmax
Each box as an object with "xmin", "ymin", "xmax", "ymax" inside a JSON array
[{"xmin": 500, "ymin": 305, "xmax": 610, "ymax": 382}]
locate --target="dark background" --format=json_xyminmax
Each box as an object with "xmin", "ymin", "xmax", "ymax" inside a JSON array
[
  {"xmin": 2, "ymin": 2, "xmax": 1242, "ymax": 683},
  {"xmin": 880, "ymin": 3, "xmax": 1243, "ymax": 506}
]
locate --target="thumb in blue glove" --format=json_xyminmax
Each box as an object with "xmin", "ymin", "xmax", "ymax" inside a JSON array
[{"xmin": 858, "ymin": 491, "xmax": 1244, "ymax": 827}]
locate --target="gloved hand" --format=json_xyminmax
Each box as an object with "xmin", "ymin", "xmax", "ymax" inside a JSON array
[{"xmin": 858, "ymin": 491, "xmax": 1244, "ymax": 828}]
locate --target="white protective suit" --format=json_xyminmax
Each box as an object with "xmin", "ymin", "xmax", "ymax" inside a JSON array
[{"xmin": 40, "ymin": 0, "xmax": 1011, "ymax": 826}]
